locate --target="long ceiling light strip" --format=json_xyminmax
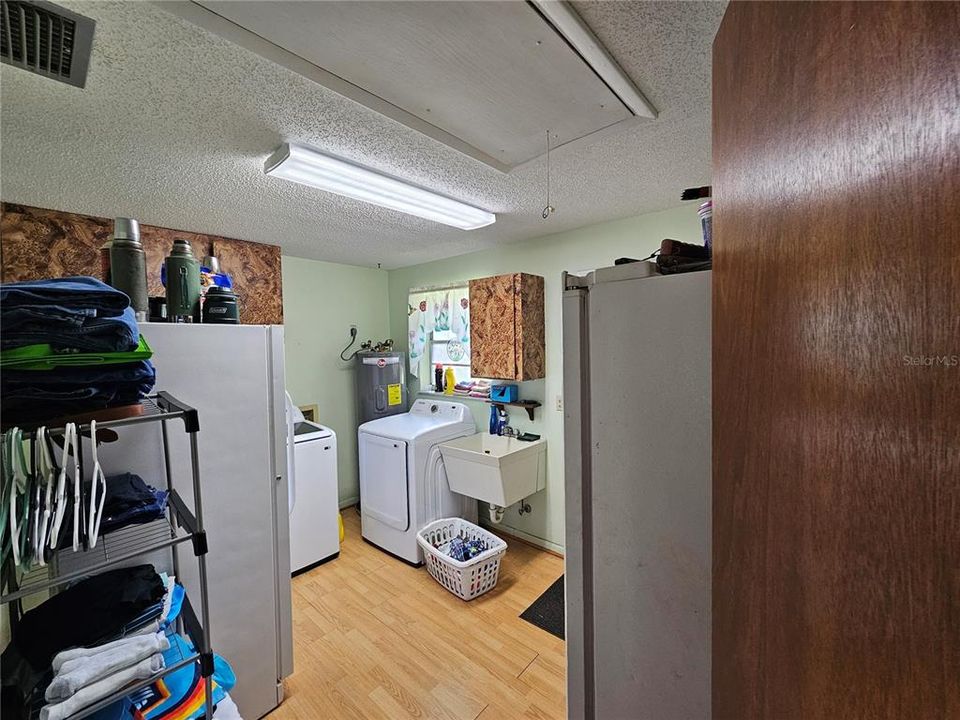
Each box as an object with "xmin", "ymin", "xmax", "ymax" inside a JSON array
[
  {"xmin": 264, "ymin": 143, "xmax": 496, "ymax": 230},
  {"xmin": 277, "ymin": 158, "xmax": 474, "ymax": 223},
  {"xmin": 530, "ymin": 0, "xmax": 657, "ymax": 119}
]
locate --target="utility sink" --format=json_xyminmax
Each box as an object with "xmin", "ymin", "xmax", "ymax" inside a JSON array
[{"xmin": 439, "ymin": 434, "xmax": 546, "ymax": 507}]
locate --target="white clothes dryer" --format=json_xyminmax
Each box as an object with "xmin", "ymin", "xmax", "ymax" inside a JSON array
[{"xmin": 358, "ymin": 399, "xmax": 476, "ymax": 564}]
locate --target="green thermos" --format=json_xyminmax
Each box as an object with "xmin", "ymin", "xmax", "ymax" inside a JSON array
[
  {"xmin": 109, "ymin": 218, "xmax": 149, "ymax": 321},
  {"xmin": 164, "ymin": 238, "xmax": 201, "ymax": 322}
]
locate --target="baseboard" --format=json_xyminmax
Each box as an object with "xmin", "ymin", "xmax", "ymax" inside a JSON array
[
  {"xmin": 480, "ymin": 522, "xmax": 565, "ymax": 558},
  {"xmin": 341, "ymin": 499, "xmax": 564, "ymax": 558}
]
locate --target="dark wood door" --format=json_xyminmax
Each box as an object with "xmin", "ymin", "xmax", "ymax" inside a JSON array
[{"xmin": 712, "ymin": 2, "xmax": 960, "ymax": 718}]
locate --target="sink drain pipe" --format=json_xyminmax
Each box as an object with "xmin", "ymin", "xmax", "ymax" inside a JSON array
[{"xmin": 488, "ymin": 504, "xmax": 505, "ymax": 524}]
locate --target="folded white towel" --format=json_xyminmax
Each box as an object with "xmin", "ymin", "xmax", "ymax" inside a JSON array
[
  {"xmin": 41, "ymin": 653, "xmax": 164, "ymax": 720},
  {"xmin": 47, "ymin": 632, "xmax": 169, "ymax": 700},
  {"xmin": 52, "ymin": 630, "xmax": 167, "ymax": 673}
]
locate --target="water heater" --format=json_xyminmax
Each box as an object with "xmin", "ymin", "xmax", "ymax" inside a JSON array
[{"xmin": 355, "ymin": 351, "xmax": 408, "ymax": 424}]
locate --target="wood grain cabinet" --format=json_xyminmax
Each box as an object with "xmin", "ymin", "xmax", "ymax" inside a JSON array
[{"xmin": 469, "ymin": 273, "xmax": 545, "ymax": 380}]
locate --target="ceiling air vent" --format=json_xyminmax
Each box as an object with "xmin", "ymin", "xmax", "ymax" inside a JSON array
[{"xmin": 1, "ymin": 0, "xmax": 94, "ymax": 87}]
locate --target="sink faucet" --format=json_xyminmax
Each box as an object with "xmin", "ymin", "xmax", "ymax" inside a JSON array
[{"xmin": 500, "ymin": 425, "xmax": 520, "ymax": 438}]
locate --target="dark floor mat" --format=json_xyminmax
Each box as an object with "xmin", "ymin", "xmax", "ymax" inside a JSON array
[{"xmin": 520, "ymin": 575, "xmax": 564, "ymax": 640}]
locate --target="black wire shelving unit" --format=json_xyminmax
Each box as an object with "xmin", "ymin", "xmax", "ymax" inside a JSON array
[{"xmin": 1, "ymin": 392, "xmax": 215, "ymax": 720}]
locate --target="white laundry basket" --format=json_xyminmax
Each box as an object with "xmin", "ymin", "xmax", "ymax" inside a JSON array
[{"xmin": 417, "ymin": 517, "xmax": 508, "ymax": 601}]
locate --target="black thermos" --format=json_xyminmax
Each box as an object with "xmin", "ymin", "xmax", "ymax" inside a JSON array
[{"xmin": 202, "ymin": 286, "xmax": 240, "ymax": 324}]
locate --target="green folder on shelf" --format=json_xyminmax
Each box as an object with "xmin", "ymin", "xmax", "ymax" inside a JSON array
[{"xmin": 0, "ymin": 335, "xmax": 153, "ymax": 370}]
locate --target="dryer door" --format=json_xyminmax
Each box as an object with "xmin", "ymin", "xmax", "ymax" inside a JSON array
[{"xmin": 359, "ymin": 433, "xmax": 409, "ymax": 531}]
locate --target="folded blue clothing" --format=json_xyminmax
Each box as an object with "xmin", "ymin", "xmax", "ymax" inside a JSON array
[
  {"xmin": 117, "ymin": 601, "xmax": 166, "ymax": 638},
  {"xmin": 102, "ymin": 490, "xmax": 169, "ymax": 534},
  {"xmin": 0, "ymin": 389, "xmax": 147, "ymax": 424},
  {"xmin": 0, "ymin": 277, "xmax": 130, "ymax": 314},
  {"xmin": 1, "ymin": 360, "xmax": 156, "ymax": 419},
  {"xmin": 1, "ymin": 385, "xmax": 145, "ymax": 409},
  {"xmin": 1, "ymin": 305, "xmax": 139, "ymax": 353},
  {"xmin": 1, "ymin": 360, "xmax": 155, "ymax": 387},
  {"xmin": 1, "ymin": 277, "xmax": 138, "ymax": 352},
  {"xmin": 101, "ymin": 472, "xmax": 164, "ymax": 509},
  {"xmin": 119, "ymin": 580, "xmax": 183, "ymax": 637}
]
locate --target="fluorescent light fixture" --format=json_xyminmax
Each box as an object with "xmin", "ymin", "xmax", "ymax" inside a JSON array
[
  {"xmin": 531, "ymin": 0, "xmax": 657, "ymax": 119},
  {"xmin": 263, "ymin": 143, "xmax": 496, "ymax": 230}
]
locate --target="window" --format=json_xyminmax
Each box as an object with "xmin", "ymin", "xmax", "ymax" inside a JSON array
[
  {"xmin": 428, "ymin": 329, "xmax": 471, "ymax": 388},
  {"xmin": 408, "ymin": 285, "xmax": 471, "ymax": 390}
]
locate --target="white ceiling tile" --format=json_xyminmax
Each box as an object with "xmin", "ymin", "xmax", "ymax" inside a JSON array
[{"xmin": 0, "ymin": 0, "xmax": 726, "ymax": 268}]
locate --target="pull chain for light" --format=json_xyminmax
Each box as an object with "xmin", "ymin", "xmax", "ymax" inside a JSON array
[{"xmin": 542, "ymin": 130, "xmax": 555, "ymax": 220}]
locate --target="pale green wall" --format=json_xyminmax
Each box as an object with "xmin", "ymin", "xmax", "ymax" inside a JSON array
[
  {"xmin": 281, "ymin": 205, "xmax": 703, "ymax": 545},
  {"xmin": 387, "ymin": 204, "xmax": 703, "ymax": 552},
  {"xmin": 282, "ymin": 256, "xmax": 390, "ymax": 506}
]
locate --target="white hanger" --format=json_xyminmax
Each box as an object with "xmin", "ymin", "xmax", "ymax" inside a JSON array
[
  {"xmin": 49, "ymin": 425, "xmax": 66, "ymax": 550},
  {"xmin": 49, "ymin": 423, "xmax": 80, "ymax": 552},
  {"xmin": 68, "ymin": 423, "xmax": 81, "ymax": 552},
  {"xmin": 36, "ymin": 427, "xmax": 56, "ymax": 566},
  {"xmin": 30, "ymin": 441, "xmax": 42, "ymax": 568},
  {"xmin": 9, "ymin": 428, "xmax": 29, "ymax": 569},
  {"xmin": 87, "ymin": 420, "xmax": 107, "ymax": 548}
]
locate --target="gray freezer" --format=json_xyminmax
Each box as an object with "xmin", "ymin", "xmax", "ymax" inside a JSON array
[{"xmin": 562, "ymin": 264, "xmax": 711, "ymax": 720}]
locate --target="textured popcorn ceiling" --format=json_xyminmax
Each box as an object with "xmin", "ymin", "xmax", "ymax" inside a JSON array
[{"xmin": 0, "ymin": 1, "xmax": 726, "ymax": 269}]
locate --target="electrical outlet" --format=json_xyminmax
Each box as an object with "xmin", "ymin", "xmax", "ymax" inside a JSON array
[
  {"xmin": 555, "ymin": 394, "xmax": 563, "ymax": 412},
  {"xmin": 349, "ymin": 324, "xmax": 358, "ymax": 337}
]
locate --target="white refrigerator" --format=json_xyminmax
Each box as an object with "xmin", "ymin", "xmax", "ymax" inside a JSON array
[
  {"xmin": 99, "ymin": 323, "xmax": 294, "ymax": 719},
  {"xmin": 562, "ymin": 263, "xmax": 711, "ymax": 720}
]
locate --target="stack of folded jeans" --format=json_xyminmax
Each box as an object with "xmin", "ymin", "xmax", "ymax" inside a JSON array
[
  {"xmin": 101, "ymin": 473, "xmax": 169, "ymax": 534},
  {"xmin": 0, "ymin": 277, "xmax": 156, "ymax": 421}
]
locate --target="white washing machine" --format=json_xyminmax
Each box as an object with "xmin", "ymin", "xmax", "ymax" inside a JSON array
[
  {"xmin": 290, "ymin": 420, "xmax": 340, "ymax": 574},
  {"xmin": 359, "ymin": 399, "xmax": 477, "ymax": 565}
]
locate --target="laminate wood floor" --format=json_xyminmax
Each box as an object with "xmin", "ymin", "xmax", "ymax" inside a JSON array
[{"xmin": 268, "ymin": 509, "xmax": 566, "ymax": 720}]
